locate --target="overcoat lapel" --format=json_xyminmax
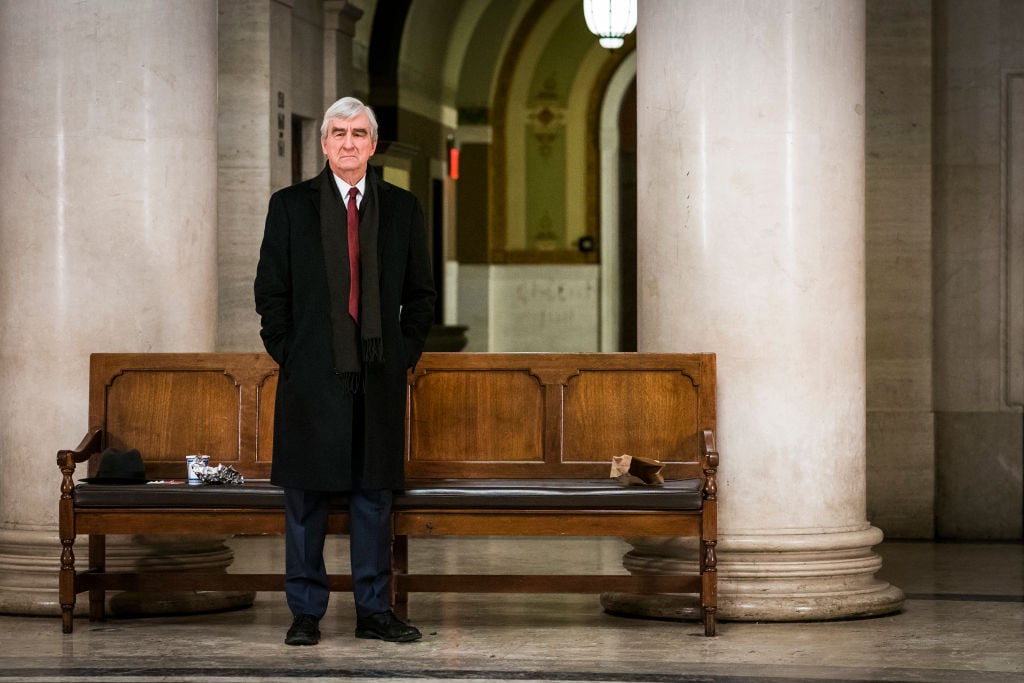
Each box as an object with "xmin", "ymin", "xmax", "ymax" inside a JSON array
[{"xmin": 307, "ymin": 167, "xmax": 348, "ymax": 313}]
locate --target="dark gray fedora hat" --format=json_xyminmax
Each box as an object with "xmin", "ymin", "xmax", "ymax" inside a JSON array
[{"xmin": 81, "ymin": 447, "xmax": 149, "ymax": 484}]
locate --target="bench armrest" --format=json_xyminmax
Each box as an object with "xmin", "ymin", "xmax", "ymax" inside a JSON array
[
  {"xmin": 56, "ymin": 429, "xmax": 103, "ymax": 474},
  {"xmin": 58, "ymin": 429, "xmax": 103, "ymax": 539}
]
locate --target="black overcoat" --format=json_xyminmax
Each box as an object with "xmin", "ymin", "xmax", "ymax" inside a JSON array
[{"xmin": 254, "ymin": 165, "xmax": 435, "ymax": 492}]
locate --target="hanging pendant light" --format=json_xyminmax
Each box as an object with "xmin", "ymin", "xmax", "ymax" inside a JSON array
[{"xmin": 583, "ymin": 0, "xmax": 637, "ymax": 50}]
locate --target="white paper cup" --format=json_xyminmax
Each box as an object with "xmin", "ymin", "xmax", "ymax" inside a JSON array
[{"xmin": 186, "ymin": 454, "xmax": 210, "ymax": 484}]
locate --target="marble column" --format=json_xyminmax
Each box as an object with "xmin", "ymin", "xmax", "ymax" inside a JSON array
[
  {"xmin": 0, "ymin": 1, "xmax": 243, "ymax": 615},
  {"xmin": 606, "ymin": 0, "xmax": 904, "ymax": 621},
  {"xmin": 217, "ymin": 0, "xmax": 273, "ymax": 352},
  {"xmin": 324, "ymin": 0, "xmax": 365, "ymax": 107}
]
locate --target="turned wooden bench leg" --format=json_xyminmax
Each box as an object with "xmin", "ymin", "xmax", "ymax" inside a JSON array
[
  {"xmin": 704, "ymin": 606, "xmax": 717, "ymax": 637},
  {"xmin": 702, "ymin": 537, "xmax": 718, "ymax": 636},
  {"xmin": 59, "ymin": 529, "xmax": 77, "ymax": 633},
  {"xmin": 88, "ymin": 534, "xmax": 106, "ymax": 622},
  {"xmin": 392, "ymin": 533, "xmax": 409, "ymax": 619},
  {"xmin": 58, "ymin": 449, "xmax": 86, "ymax": 633}
]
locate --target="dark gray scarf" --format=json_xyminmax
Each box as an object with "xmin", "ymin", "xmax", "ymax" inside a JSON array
[{"xmin": 319, "ymin": 164, "xmax": 384, "ymax": 391}]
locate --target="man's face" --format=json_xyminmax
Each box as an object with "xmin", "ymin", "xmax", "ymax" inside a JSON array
[{"xmin": 321, "ymin": 112, "xmax": 377, "ymax": 183}]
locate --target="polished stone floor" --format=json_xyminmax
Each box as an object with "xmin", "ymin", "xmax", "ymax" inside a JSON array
[{"xmin": 1, "ymin": 538, "xmax": 1021, "ymax": 683}]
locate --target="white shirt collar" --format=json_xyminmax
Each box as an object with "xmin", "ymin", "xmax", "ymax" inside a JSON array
[{"xmin": 332, "ymin": 173, "xmax": 366, "ymax": 207}]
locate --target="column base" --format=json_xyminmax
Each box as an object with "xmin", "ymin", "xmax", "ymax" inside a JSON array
[
  {"xmin": 103, "ymin": 534, "xmax": 256, "ymax": 618},
  {"xmin": 0, "ymin": 529, "xmax": 79, "ymax": 616},
  {"xmin": 601, "ymin": 526, "xmax": 905, "ymax": 622},
  {"xmin": 0, "ymin": 529, "xmax": 255, "ymax": 617}
]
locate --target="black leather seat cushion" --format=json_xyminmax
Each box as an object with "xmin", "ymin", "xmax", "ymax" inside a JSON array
[
  {"xmin": 74, "ymin": 478, "xmax": 703, "ymax": 511},
  {"xmin": 74, "ymin": 480, "xmax": 297, "ymax": 509},
  {"xmin": 398, "ymin": 478, "xmax": 703, "ymax": 510}
]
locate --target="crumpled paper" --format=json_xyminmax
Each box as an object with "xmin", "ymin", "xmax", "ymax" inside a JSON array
[
  {"xmin": 610, "ymin": 454, "xmax": 664, "ymax": 486},
  {"xmin": 193, "ymin": 463, "xmax": 245, "ymax": 485}
]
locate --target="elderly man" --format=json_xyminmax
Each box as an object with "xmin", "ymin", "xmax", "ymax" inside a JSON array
[{"xmin": 254, "ymin": 96, "xmax": 435, "ymax": 645}]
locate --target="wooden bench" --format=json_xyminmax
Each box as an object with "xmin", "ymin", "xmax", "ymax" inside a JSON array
[{"xmin": 58, "ymin": 352, "xmax": 719, "ymax": 635}]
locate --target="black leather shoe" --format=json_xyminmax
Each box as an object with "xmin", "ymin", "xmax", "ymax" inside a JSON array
[
  {"xmin": 355, "ymin": 610, "xmax": 422, "ymax": 643},
  {"xmin": 285, "ymin": 614, "xmax": 320, "ymax": 646}
]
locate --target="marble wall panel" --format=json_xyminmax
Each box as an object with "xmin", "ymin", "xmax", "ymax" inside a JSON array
[
  {"xmin": 868, "ymin": 361, "xmax": 933, "ymax": 414},
  {"xmin": 489, "ymin": 265, "xmax": 599, "ymax": 352},
  {"xmin": 866, "ymin": 411, "xmax": 935, "ymax": 538},
  {"xmin": 1001, "ymin": 0, "xmax": 1024, "ymax": 64},
  {"xmin": 932, "ymin": 0, "xmax": 1024, "ymax": 539},
  {"xmin": 933, "ymin": 2, "xmax": 1001, "ymax": 167},
  {"xmin": 866, "ymin": 1, "xmax": 931, "ymax": 166},
  {"xmin": 290, "ymin": 4, "xmax": 326, "ymax": 120},
  {"xmin": 936, "ymin": 411, "xmax": 1023, "ymax": 539},
  {"xmin": 865, "ymin": 168, "xmax": 932, "ymax": 364},
  {"xmin": 270, "ymin": 1, "xmax": 294, "ymax": 191},
  {"xmin": 456, "ymin": 264, "xmax": 491, "ymax": 352},
  {"xmin": 932, "ymin": 164, "xmax": 1005, "ymax": 411},
  {"xmin": 1008, "ymin": 74, "xmax": 1024, "ymax": 407}
]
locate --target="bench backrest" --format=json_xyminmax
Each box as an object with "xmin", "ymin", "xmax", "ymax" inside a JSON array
[
  {"xmin": 407, "ymin": 353, "xmax": 716, "ymax": 481},
  {"xmin": 88, "ymin": 353, "xmax": 279, "ymax": 480},
  {"xmin": 87, "ymin": 352, "xmax": 716, "ymax": 482}
]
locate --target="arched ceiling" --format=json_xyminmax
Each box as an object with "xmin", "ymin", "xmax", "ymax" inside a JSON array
[
  {"xmin": 452, "ymin": 0, "xmax": 531, "ymax": 113},
  {"xmin": 377, "ymin": 0, "xmax": 624, "ymax": 126}
]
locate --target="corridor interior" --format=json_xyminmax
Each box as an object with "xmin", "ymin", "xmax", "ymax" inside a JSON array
[{"xmin": 0, "ymin": 537, "xmax": 1020, "ymax": 682}]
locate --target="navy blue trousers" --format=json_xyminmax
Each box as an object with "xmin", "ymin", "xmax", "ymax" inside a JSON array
[{"xmin": 283, "ymin": 486, "xmax": 393, "ymax": 619}]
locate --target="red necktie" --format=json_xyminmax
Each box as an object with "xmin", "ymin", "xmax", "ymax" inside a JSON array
[{"xmin": 346, "ymin": 186, "xmax": 360, "ymax": 323}]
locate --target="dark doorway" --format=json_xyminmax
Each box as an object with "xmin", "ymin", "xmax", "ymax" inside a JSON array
[
  {"xmin": 618, "ymin": 78, "xmax": 638, "ymax": 351},
  {"xmin": 432, "ymin": 178, "xmax": 444, "ymax": 323}
]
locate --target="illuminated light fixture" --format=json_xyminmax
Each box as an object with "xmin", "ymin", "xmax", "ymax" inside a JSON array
[
  {"xmin": 448, "ymin": 147, "xmax": 460, "ymax": 180},
  {"xmin": 583, "ymin": 0, "xmax": 637, "ymax": 50},
  {"xmin": 446, "ymin": 135, "xmax": 459, "ymax": 179}
]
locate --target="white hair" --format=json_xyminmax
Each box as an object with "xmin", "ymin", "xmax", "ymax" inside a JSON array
[{"xmin": 320, "ymin": 97, "xmax": 379, "ymax": 142}]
